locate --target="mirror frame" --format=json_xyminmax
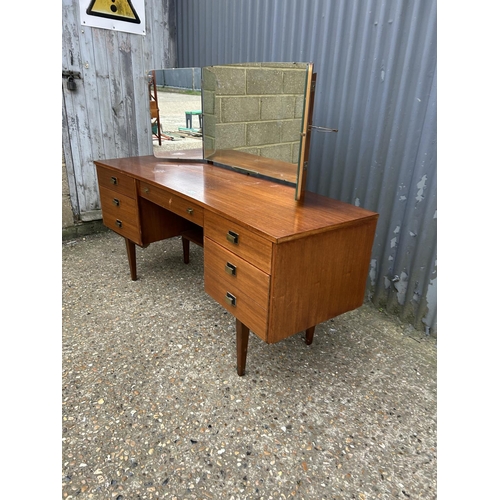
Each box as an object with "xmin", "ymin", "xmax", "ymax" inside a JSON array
[{"xmin": 296, "ymin": 64, "xmax": 315, "ymax": 201}]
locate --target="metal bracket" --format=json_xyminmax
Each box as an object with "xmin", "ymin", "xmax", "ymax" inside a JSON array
[
  {"xmin": 308, "ymin": 125, "xmax": 338, "ymax": 133},
  {"xmin": 62, "ymin": 70, "xmax": 82, "ymax": 80}
]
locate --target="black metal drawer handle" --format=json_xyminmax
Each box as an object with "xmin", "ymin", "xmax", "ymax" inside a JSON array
[
  {"xmin": 225, "ymin": 262, "xmax": 237, "ymax": 276},
  {"xmin": 226, "ymin": 230, "xmax": 239, "ymax": 244},
  {"xmin": 115, "ymin": 219, "xmax": 122, "ymax": 228},
  {"xmin": 112, "ymin": 198, "xmax": 120, "ymax": 206},
  {"xmin": 225, "ymin": 292, "xmax": 237, "ymax": 307},
  {"xmin": 111, "ymin": 176, "xmax": 117, "ymax": 185}
]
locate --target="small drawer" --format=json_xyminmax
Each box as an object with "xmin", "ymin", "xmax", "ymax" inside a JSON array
[
  {"xmin": 204, "ymin": 211, "xmax": 272, "ymax": 274},
  {"xmin": 204, "ymin": 267, "xmax": 268, "ymax": 340},
  {"xmin": 204, "ymin": 238, "xmax": 270, "ymax": 310},
  {"xmin": 99, "ymin": 185, "xmax": 141, "ymax": 243},
  {"xmin": 96, "ymin": 165, "xmax": 136, "ymax": 198},
  {"xmin": 139, "ymin": 181, "xmax": 204, "ymax": 226}
]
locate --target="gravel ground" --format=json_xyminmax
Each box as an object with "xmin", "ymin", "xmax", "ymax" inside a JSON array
[{"xmin": 62, "ymin": 230, "xmax": 437, "ymax": 499}]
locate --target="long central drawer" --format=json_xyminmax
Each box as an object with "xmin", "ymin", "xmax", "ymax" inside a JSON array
[{"xmin": 138, "ymin": 180, "xmax": 204, "ymax": 226}]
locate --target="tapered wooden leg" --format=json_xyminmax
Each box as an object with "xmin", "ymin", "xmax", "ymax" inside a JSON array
[
  {"xmin": 182, "ymin": 237, "xmax": 190, "ymax": 264},
  {"xmin": 125, "ymin": 238, "xmax": 137, "ymax": 281},
  {"xmin": 236, "ymin": 319, "xmax": 250, "ymax": 376},
  {"xmin": 305, "ymin": 326, "xmax": 315, "ymax": 345}
]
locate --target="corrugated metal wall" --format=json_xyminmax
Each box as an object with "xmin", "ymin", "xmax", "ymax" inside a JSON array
[{"xmin": 175, "ymin": 0, "xmax": 437, "ymax": 334}]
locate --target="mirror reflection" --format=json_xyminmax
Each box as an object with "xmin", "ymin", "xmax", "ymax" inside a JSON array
[
  {"xmin": 202, "ymin": 62, "xmax": 310, "ymax": 185},
  {"xmin": 149, "ymin": 68, "xmax": 203, "ymax": 160},
  {"xmin": 149, "ymin": 62, "xmax": 314, "ymax": 192}
]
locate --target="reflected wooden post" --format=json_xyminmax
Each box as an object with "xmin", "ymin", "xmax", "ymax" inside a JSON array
[{"xmin": 148, "ymin": 70, "xmax": 162, "ymax": 146}]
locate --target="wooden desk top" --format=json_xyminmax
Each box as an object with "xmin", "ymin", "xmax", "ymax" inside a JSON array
[{"xmin": 95, "ymin": 155, "xmax": 378, "ymax": 243}]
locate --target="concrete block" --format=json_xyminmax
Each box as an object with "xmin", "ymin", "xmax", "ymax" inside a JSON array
[
  {"xmin": 202, "ymin": 89, "xmax": 215, "ymax": 115},
  {"xmin": 260, "ymin": 96, "xmax": 295, "ymax": 120},
  {"xmin": 214, "ymin": 123, "xmax": 246, "ymax": 149},
  {"xmin": 202, "ymin": 67, "xmax": 217, "ymax": 91},
  {"xmin": 259, "ymin": 143, "xmax": 294, "ymax": 164},
  {"xmin": 213, "ymin": 67, "xmax": 246, "ymax": 95},
  {"xmin": 262, "ymin": 62, "xmax": 308, "ymax": 70},
  {"xmin": 284, "ymin": 69, "xmax": 308, "ymax": 94},
  {"xmin": 239, "ymin": 147, "xmax": 260, "ymax": 156},
  {"xmin": 292, "ymin": 142, "xmax": 302, "ymax": 164},
  {"xmin": 295, "ymin": 95, "xmax": 306, "ymax": 118},
  {"xmin": 204, "ymin": 137, "xmax": 215, "ymax": 155},
  {"xmin": 247, "ymin": 121, "xmax": 281, "ymax": 146},
  {"xmin": 202, "ymin": 114, "xmax": 217, "ymax": 141},
  {"xmin": 246, "ymin": 69, "xmax": 283, "ymax": 95},
  {"xmin": 221, "ymin": 96, "xmax": 260, "ymax": 123},
  {"xmin": 280, "ymin": 119, "xmax": 303, "ymax": 143}
]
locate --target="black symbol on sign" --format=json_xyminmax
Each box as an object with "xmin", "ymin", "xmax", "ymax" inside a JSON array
[{"xmin": 86, "ymin": 0, "xmax": 141, "ymax": 24}]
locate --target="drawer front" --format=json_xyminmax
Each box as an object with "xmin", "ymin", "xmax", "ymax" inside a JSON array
[
  {"xmin": 204, "ymin": 211, "xmax": 272, "ymax": 274},
  {"xmin": 96, "ymin": 165, "xmax": 136, "ymax": 198},
  {"xmin": 204, "ymin": 238, "xmax": 270, "ymax": 310},
  {"xmin": 139, "ymin": 181, "xmax": 204, "ymax": 226},
  {"xmin": 99, "ymin": 185, "xmax": 141, "ymax": 243},
  {"xmin": 204, "ymin": 267, "xmax": 268, "ymax": 340}
]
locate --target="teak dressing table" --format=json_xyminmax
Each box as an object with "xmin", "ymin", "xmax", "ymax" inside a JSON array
[{"xmin": 94, "ymin": 155, "xmax": 378, "ymax": 375}]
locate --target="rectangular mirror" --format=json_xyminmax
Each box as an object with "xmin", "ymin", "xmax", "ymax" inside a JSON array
[{"xmin": 150, "ymin": 62, "xmax": 315, "ymax": 200}]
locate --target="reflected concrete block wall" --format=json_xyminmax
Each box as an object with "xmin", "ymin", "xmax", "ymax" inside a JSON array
[{"xmin": 203, "ymin": 63, "xmax": 307, "ymax": 162}]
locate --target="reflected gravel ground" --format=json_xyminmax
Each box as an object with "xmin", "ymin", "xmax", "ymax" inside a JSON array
[{"xmin": 152, "ymin": 90, "xmax": 203, "ymax": 154}]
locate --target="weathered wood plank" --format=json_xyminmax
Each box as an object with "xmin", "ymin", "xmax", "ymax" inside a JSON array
[{"xmin": 62, "ymin": 0, "xmax": 176, "ymax": 219}]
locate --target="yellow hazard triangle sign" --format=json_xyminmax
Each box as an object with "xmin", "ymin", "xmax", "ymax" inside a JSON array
[{"xmin": 86, "ymin": 0, "xmax": 140, "ymax": 24}]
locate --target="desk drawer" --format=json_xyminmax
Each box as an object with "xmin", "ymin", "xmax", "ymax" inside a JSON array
[
  {"xmin": 205, "ymin": 266, "xmax": 268, "ymax": 340},
  {"xmin": 99, "ymin": 186, "xmax": 141, "ymax": 243},
  {"xmin": 96, "ymin": 165, "xmax": 136, "ymax": 198},
  {"xmin": 204, "ymin": 238, "xmax": 270, "ymax": 310},
  {"xmin": 139, "ymin": 181, "xmax": 204, "ymax": 226},
  {"xmin": 204, "ymin": 212, "xmax": 272, "ymax": 274}
]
